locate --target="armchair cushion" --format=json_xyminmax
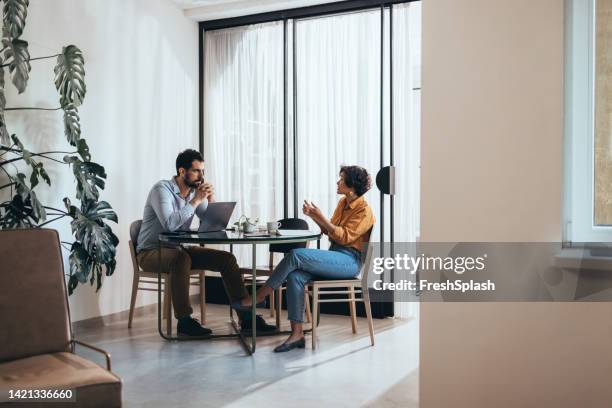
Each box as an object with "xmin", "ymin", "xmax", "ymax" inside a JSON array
[{"xmin": 0, "ymin": 352, "xmax": 121, "ymax": 407}]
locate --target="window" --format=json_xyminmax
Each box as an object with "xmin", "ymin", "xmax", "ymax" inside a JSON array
[
  {"xmin": 201, "ymin": 3, "xmax": 422, "ymax": 317},
  {"xmin": 203, "ymin": 22, "xmax": 284, "ymax": 262},
  {"xmin": 294, "ymin": 10, "xmax": 382, "ymax": 249},
  {"xmin": 565, "ymin": 0, "xmax": 612, "ymax": 243},
  {"xmin": 593, "ymin": 0, "xmax": 612, "ymax": 226}
]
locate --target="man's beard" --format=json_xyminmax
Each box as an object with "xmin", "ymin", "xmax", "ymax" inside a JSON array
[{"xmin": 183, "ymin": 175, "xmax": 202, "ymax": 188}]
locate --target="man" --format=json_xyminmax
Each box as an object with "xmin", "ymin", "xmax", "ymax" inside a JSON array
[{"xmin": 136, "ymin": 149, "xmax": 275, "ymax": 336}]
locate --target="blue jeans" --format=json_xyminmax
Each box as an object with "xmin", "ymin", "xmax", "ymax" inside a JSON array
[{"xmin": 266, "ymin": 246, "xmax": 361, "ymax": 323}]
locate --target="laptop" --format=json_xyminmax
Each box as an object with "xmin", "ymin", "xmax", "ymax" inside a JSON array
[{"xmin": 197, "ymin": 202, "xmax": 236, "ymax": 232}]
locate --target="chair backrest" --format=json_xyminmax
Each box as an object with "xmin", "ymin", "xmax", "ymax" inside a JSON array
[
  {"xmin": 0, "ymin": 229, "xmax": 72, "ymax": 362},
  {"xmin": 269, "ymin": 217, "xmax": 310, "ymax": 254},
  {"xmin": 130, "ymin": 220, "xmax": 142, "ymax": 248},
  {"xmin": 358, "ymin": 242, "xmax": 375, "ymax": 282},
  {"xmin": 129, "ymin": 220, "xmax": 143, "ymax": 272},
  {"xmin": 357, "ymin": 226, "xmax": 375, "ymax": 281}
]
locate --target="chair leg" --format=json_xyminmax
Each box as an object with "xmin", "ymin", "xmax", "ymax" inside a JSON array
[
  {"xmin": 128, "ymin": 271, "xmax": 139, "ymax": 328},
  {"xmin": 349, "ymin": 286, "xmax": 357, "ymax": 334},
  {"xmin": 275, "ymin": 288, "xmax": 282, "ymax": 329},
  {"xmin": 312, "ymin": 285, "xmax": 319, "ymax": 350},
  {"xmin": 304, "ymin": 290, "xmax": 312, "ymax": 323},
  {"xmin": 164, "ymin": 277, "xmax": 172, "ymax": 336},
  {"xmin": 269, "ymin": 252, "xmax": 275, "ymax": 319},
  {"xmin": 362, "ymin": 283, "xmax": 375, "ymax": 346},
  {"xmin": 199, "ymin": 272, "xmax": 206, "ymax": 324},
  {"xmin": 162, "ymin": 277, "xmax": 169, "ymax": 320}
]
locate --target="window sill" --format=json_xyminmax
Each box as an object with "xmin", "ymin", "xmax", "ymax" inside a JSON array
[{"xmin": 554, "ymin": 248, "xmax": 612, "ymax": 271}]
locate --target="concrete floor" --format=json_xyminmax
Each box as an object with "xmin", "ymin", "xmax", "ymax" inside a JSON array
[{"xmin": 73, "ymin": 303, "xmax": 419, "ymax": 408}]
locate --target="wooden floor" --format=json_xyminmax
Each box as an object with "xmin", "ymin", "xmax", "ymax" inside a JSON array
[{"xmin": 73, "ymin": 302, "xmax": 419, "ymax": 408}]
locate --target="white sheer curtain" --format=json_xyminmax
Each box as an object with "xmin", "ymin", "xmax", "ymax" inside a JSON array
[
  {"xmin": 202, "ymin": 5, "xmax": 422, "ymax": 319},
  {"xmin": 295, "ymin": 10, "xmax": 382, "ymax": 249},
  {"xmin": 294, "ymin": 5, "xmax": 421, "ymax": 319},
  {"xmin": 203, "ymin": 22, "xmax": 284, "ymax": 265},
  {"xmin": 392, "ymin": 2, "xmax": 421, "ymax": 319}
]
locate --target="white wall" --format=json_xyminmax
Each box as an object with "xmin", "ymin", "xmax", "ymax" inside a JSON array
[
  {"xmin": 421, "ymin": 0, "xmax": 612, "ymax": 406},
  {"xmin": 4, "ymin": 0, "xmax": 198, "ymax": 321}
]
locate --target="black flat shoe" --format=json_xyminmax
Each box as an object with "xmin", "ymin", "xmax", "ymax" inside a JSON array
[{"xmin": 273, "ymin": 338, "xmax": 306, "ymax": 353}]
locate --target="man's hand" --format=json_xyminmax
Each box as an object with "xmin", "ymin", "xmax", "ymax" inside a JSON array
[
  {"xmin": 190, "ymin": 184, "xmax": 208, "ymax": 208},
  {"xmin": 202, "ymin": 183, "xmax": 215, "ymax": 202}
]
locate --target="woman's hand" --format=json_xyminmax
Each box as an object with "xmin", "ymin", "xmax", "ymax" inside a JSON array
[
  {"xmin": 302, "ymin": 200, "xmax": 311, "ymax": 216},
  {"xmin": 302, "ymin": 200, "xmax": 322, "ymax": 219},
  {"xmin": 303, "ymin": 200, "xmax": 333, "ymax": 234}
]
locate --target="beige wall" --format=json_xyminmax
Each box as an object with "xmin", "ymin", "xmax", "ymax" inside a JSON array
[
  {"xmin": 421, "ymin": 0, "xmax": 563, "ymax": 242},
  {"xmin": 420, "ymin": 0, "xmax": 612, "ymax": 406}
]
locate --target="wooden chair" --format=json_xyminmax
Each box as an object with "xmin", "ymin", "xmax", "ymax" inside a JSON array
[
  {"xmin": 127, "ymin": 220, "xmax": 206, "ymax": 335},
  {"xmin": 309, "ymin": 232, "xmax": 375, "ymax": 350},
  {"xmin": 239, "ymin": 218, "xmax": 312, "ymax": 327}
]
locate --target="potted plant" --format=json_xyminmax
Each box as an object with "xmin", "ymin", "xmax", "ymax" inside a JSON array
[{"xmin": 0, "ymin": 0, "xmax": 118, "ymax": 295}]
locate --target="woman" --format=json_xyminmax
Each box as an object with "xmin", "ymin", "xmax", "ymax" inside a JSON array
[{"xmin": 233, "ymin": 165, "xmax": 375, "ymax": 352}]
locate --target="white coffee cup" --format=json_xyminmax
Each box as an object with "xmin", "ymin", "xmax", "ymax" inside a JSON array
[{"xmin": 267, "ymin": 221, "xmax": 281, "ymax": 233}]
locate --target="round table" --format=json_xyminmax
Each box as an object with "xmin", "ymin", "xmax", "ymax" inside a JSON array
[{"xmin": 157, "ymin": 229, "xmax": 321, "ymax": 354}]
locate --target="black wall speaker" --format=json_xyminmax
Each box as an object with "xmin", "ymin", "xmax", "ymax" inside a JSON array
[{"xmin": 375, "ymin": 165, "xmax": 395, "ymax": 195}]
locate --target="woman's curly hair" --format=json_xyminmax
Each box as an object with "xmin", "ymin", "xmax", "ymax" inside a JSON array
[{"xmin": 340, "ymin": 165, "xmax": 372, "ymax": 197}]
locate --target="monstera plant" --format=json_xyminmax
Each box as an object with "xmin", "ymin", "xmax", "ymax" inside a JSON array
[{"xmin": 0, "ymin": 0, "xmax": 118, "ymax": 295}]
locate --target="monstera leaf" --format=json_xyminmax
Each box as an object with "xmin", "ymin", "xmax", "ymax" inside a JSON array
[
  {"xmin": 29, "ymin": 161, "xmax": 50, "ymax": 188},
  {"xmin": 2, "ymin": 0, "xmax": 28, "ymax": 40},
  {"xmin": 76, "ymin": 138, "xmax": 91, "ymax": 161},
  {"xmin": 65, "ymin": 198, "xmax": 118, "ymax": 265},
  {"xmin": 0, "ymin": 193, "xmax": 40, "ymax": 228},
  {"xmin": 62, "ymin": 102, "xmax": 80, "ymax": 145},
  {"xmin": 10, "ymin": 135, "xmax": 50, "ymax": 188},
  {"xmin": 67, "ymin": 241, "xmax": 92, "ymax": 295},
  {"xmin": 54, "ymin": 45, "xmax": 85, "ymax": 107},
  {"xmin": 69, "ymin": 241, "xmax": 92, "ymax": 283},
  {"xmin": 2, "ymin": 32, "xmax": 30, "ymax": 93},
  {"xmin": 0, "ymin": 113, "xmax": 8, "ymax": 145},
  {"xmin": 0, "ymin": 65, "xmax": 4, "ymax": 108},
  {"xmin": 64, "ymin": 197, "xmax": 118, "ymax": 295},
  {"xmin": 79, "ymin": 198, "xmax": 117, "ymax": 224},
  {"xmin": 0, "ymin": 172, "xmax": 45, "ymax": 228},
  {"xmin": 0, "ymin": 66, "xmax": 8, "ymax": 146},
  {"xmin": 63, "ymin": 155, "xmax": 106, "ymax": 201},
  {"xmin": 13, "ymin": 172, "xmax": 45, "ymax": 220}
]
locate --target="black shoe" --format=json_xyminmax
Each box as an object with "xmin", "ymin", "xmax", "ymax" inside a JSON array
[
  {"xmin": 177, "ymin": 317, "xmax": 212, "ymax": 337},
  {"xmin": 273, "ymin": 338, "xmax": 306, "ymax": 353},
  {"xmin": 240, "ymin": 315, "xmax": 277, "ymax": 334}
]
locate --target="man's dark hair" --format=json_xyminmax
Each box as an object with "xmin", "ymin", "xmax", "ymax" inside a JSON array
[
  {"xmin": 340, "ymin": 165, "xmax": 371, "ymax": 197},
  {"xmin": 176, "ymin": 149, "xmax": 204, "ymax": 174}
]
